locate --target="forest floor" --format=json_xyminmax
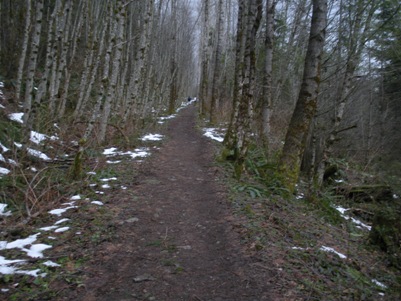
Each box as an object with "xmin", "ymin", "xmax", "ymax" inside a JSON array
[
  {"xmin": 2, "ymin": 103, "xmax": 399, "ymax": 301},
  {"xmin": 53, "ymin": 104, "xmax": 275, "ymax": 301}
]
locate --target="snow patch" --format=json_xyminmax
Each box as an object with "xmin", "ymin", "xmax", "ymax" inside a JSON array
[
  {"xmin": 203, "ymin": 128, "xmax": 224, "ymax": 142},
  {"xmin": 140, "ymin": 133, "xmax": 164, "ymax": 141},
  {"xmin": 8, "ymin": 112, "xmax": 24, "ymax": 124},
  {"xmin": 320, "ymin": 246, "xmax": 347, "ymax": 259},
  {"xmin": 0, "ymin": 204, "xmax": 11, "ymax": 216},
  {"xmin": 91, "ymin": 201, "xmax": 104, "ymax": 206},
  {"xmin": 334, "ymin": 205, "xmax": 371, "ymax": 230},
  {"xmin": 48, "ymin": 206, "xmax": 77, "ymax": 216}
]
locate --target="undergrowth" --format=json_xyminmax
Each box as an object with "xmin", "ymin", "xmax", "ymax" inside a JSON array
[{"xmin": 221, "ymin": 144, "xmax": 401, "ymax": 300}]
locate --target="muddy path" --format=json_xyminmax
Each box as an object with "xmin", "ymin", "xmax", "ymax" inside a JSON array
[{"xmin": 59, "ymin": 104, "xmax": 273, "ymax": 301}]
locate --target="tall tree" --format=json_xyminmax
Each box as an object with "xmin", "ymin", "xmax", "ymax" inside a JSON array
[
  {"xmin": 258, "ymin": 0, "xmax": 277, "ymax": 145},
  {"xmin": 278, "ymin": 0, "xmax": 327, "ymax": 192},
  {"xmin": 99, "ymin": 0, "xmax": 126, "ymax": 143},
  {"xmin": 23, "ymin": 0, "xmax": 44, "ymax": 131},
  {"xmin": 199, "ymin": 0, "xmax": 211, "ymax": 117},
  {"xmin": 15, "ymin": 0, "xmax": 31, "ymax": 102},
  {"xmin": 224, "ymin": 0, "xmax": 263, "ymax": 177},
  {"xmin": 209, "ymin": 0, "xmax": 224, "ymax": 124}
]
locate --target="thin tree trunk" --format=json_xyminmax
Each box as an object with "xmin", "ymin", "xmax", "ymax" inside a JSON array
[
  {"xmin": 199, "ymin": 0, "xmax": 210, "ymax": 117},
  {"xmin": 123, "ymin": 0, "xmax": 154, "ymax": 125},
  {"xmin": 49, "ymin": 0, "xmax": 73, "ymax": 117},
  {"xmin": 35, "ymin": 0, "xmax": 61, "ymax": 106},
  {"xmin": 23, "ymin": 0, "xmax": 44, "ymax": 130},
  {"xmin": 168, "ymin": 0, "xmax": 177, "ymax": 115},
  {"xmin": 15, "ymin": 0, "xmax": 31, "ymax": 102},
  {"xmin": 99, "ymin": 0, "xmax": 126, "ymax": 143},
  {"xmin": 209, "ymin": 0, "xmax": 223, "ymax": 124},
  {"xmin": 315, "ymin": 0, "xmax": 377, "ymax": 186},
  {"xmin": 259, "ymin": 0, "xmax": 276, "ymax": 145},
  {"xmin": 279, "ymin": 0, "xmax": 327, "ymax": 193},
  {"xmin": 224, "ymin": 0, "xmax": 263, "ymax": 178}
]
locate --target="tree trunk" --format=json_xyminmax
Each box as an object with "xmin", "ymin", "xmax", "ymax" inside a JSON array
[
  {"xmin": 123, "ymin": 0, "xmax": 154, "ymax": 125},
  {"xmin": 23, "ymin": 0, "xmax": 44, "ymax": 131},
  {"xmin": 259, "ymin": 0, "xmax": 276, "ymax": 145},
  {"xmin": 98, "ymin": 0, "xmax": 126, "ymax": 143},
  {"xmin": 199, "ymin": 0, "xmax": 210, "ymax": 118},
  {"xmin": 49, "ymin": 0, "xmax": 73, "ymax": 117},
  {"xmin": 315, "ymin": 0, "xmax": 377, "ymax": 187},
  {"xmin": 209, "ymin": 0, "xmax": 224, "ymax": 124},
  {"xmin": 279, "ymin": 0, "xmax": 327, "ymax": 193},
  {"xmin": 223, "ymin": 0, "xmax": 263, "ymax": 178},
  {"xmin": 168, "ymin": 0, "xmax": 178, "ymax": 115},
  {"xmin": 15, "ymin": 0, "xmax": 31, "ymax": 102}
]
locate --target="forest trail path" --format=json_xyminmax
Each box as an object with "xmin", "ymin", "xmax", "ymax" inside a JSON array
[{"xmin": 60, "ymin": 104, "xmax": 273, "ymax": 301}]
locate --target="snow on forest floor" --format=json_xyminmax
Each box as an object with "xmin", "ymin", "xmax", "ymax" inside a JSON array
[{"xmin": 0, "ymin": 98, "xmax": 220, "ymax": 286}]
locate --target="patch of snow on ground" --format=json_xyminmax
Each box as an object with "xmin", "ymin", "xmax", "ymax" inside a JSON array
[
  {"xmin": 48, "ymin": 206, "xmax": 77, "ymax": 216},
  {"xmin": 39, "ymin": 225, "xmax": 58, "ymax": 231},
  {"xmin": 203, "ymin": 128, "xmax": 224, "ymax": 142},
  {"xmin": 30, "ymin": 131, "xmax": 48, "ymax": 144},
  {"xmin": 334, "ymin": 205, "xmax": 371, "ymax": 230},
  {"xmin": 101, "ymin": 177, "xmax": 117, "ymax": 182},
  {"xmin": 103, "ymin": 147, "xmax": 118, "ymax": 155},
  {"xmin": 372, "ymin": 279, "xmax": 387, "ymax": 289},
  {"xmin": 158, "ymin": 114, "xmax": 176, "ymax": 124},
  {"xmin": 8, "ymin": 112, "xmax": 24, "ymax": 124},
  {"xmin": 0, "ymin": 142, "xmax": 9, "ymax": 152},
  {"xmin": 54, "ymin": 227, "xmax": 69, "ymax": 233},
  {"xmin": 26, "ymin": 244, "xmax": 52, "ymax": 258},
  {"xmin": 43, "ymin": 260, "xmax": 60, "ymax": 267},
  {"xmin": 106, "ymin": 160, "xmax": 121, "ymax": 164},
  {"xmin": 320, "ymin": 246, "xmax": 347, "ymax": 259},
  {"xmin": 141, "ymin": 133, "xmax": 164, "ymax": 141},
  {"xmin": 55, "ymin": 218, "xmax": 69, "ymax": 225},
  {"xmin": 91, "ymin": 201, "xmax": 103, "ymax": 206},
  {"xmin": 27, "ymin": 148, "xmax": 51, "ymax": 161},
  {"xmin": 103, "ymin": 147, "xmax": 150, "ymax": 160},
  {"xmin": 70, "ymin": 195, "xmax": 81, "ymax": 200},
  {"xmin": 0, "ymin": 204, "xmax": 11, "ymax": 216}
]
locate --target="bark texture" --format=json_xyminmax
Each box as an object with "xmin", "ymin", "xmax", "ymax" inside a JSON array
[{"xmin": 279, "ymin": 0, "xmax": 327, "ymax": 192}]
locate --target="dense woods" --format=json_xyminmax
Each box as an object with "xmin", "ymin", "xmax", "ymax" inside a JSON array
[
  {"xmin": 1, "ymin": 0, "xmax": 400, "ymax": 177},
  {"xmin": 1, "ymin": 0, "xmax": 400, "ymax": 201},
  {"xmin": 1, "ymin": 0, "xmax": 401, "ymax": 298}
]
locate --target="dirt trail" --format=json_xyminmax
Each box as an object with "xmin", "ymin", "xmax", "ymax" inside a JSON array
[{"xmin": 61, "ymin": 104, "xmax": 273, "ymax": 301}]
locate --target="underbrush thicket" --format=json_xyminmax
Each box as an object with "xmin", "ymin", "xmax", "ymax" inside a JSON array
[{"xmin": 221, "ymin": 143, "xmax": 401, "ymax": 300}]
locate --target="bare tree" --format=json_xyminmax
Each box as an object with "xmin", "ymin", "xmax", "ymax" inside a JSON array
[
  {"xmin": 224, "ymin": 0, "xmax": 263, "ymax": 178},
  {"xmin": 23, "ymin": 0, "xmax": 44, "ymax": 131},
  {"xmin": 258, "ymin": 0, "xmax": 277, "ymax": 146},
  {"xmin": 15, "ymin": 0, "xmax": 31, "ymax": 102},
  {"xmin": 209, "ymin": 0, "xmax": 224, "ymax": 124},
  {"xmin": 279, "ymin": 0, "xmax": 327, "ymax": 192}
]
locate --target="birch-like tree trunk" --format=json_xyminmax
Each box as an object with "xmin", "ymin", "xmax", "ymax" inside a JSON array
[
  {"xmin": 49, "ymin": 0, "xmax": 73, "ymax": 117},
  {"xmin": 224, "ymin": 0, "xmax": 263, "ymax": 178},
  {"xmin": 168, "ymin": 0, "xmax": 178, "ymax": 115},
  {"xmin": 34, "ymin": 0, "xmax": 61, "ymax": 107},
  {"xmin": 314, "ymin": 0, "xmax": 377, "ymax": 186},
  {"xmin": 83, "ymin": 4, "xmax": 111, "ymax": 141},
  {"xmin": 123, "ymin": 0, "xmax": 154, "ymax": 125},
  {"xmin": 98, "ymin": 0, "xmax": 126, "ymax": 143},
  {"xmin": 58, "ymin": 0, "xmax": 86, "ymax": 120},
  {"xmin": 209, "ymin": 0, "xmax": 224, "ymax": 124},
  {"xmin": 23, "ymin": 0, "xmax": 44, "ymax": 130},
  {"xmin": 15, "ymin": 0, "xmax": 31, "ymax": 102},
  {"xmin": 259, "ymin": 0, "xmax": 276, "ymax": 145},
  {"xmin": 199, "ymin": 0, "xmax": 210, "ymax": 117},
  {"xmin": 278, "ymin": 0, "xmax": 327, "ymax": 193}
]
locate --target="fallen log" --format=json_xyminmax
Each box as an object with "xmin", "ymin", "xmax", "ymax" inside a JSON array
[{"xmin": 336, "ymin": 184, "xmax": 394, "ymax": 203}]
